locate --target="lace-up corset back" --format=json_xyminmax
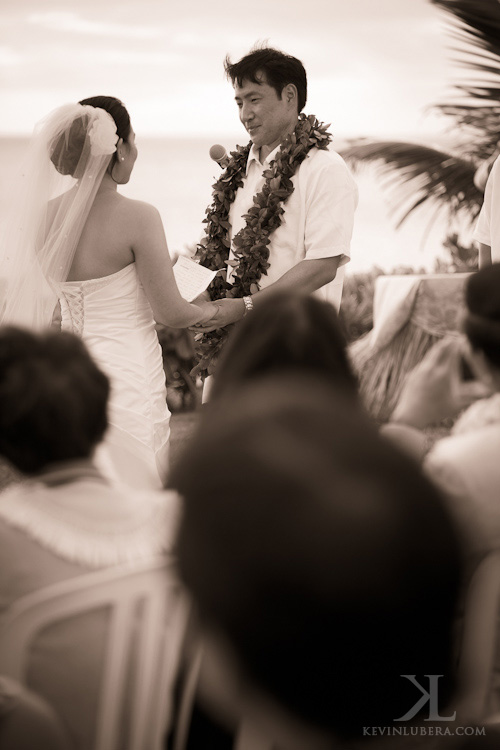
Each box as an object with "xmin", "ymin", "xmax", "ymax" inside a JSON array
[
  {"xmin": 59, "ymin": 287, "xmax": 84, "ymax": 336},
  {"xmin": 58, "ymin": 265, "xmax": 149, "ymax": 336},
  {"xmin": 57, "ymin": 263, "xmax": 170, "ymax": 489}
]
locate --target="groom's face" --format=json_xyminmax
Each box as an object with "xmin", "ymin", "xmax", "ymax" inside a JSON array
[{"xmin": 234, "ymin": 71, "xmax": 293, "ymax": 152}]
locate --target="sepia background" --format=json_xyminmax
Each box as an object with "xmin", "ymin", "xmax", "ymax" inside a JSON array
[{"xmin": 0, "ymin": 0, "xmax": 479, "ymax": 270}]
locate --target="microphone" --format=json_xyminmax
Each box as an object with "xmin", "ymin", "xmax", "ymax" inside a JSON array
[{"xmin": 209, "ymin": 144, "xmax": 230, "ymax": 169}]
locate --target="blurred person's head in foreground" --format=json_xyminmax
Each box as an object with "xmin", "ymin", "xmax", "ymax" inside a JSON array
[
  {"xmin": 463, "ymin": 263, "xmax": 500, "ymax": 390},
  {"xmin": 170, "ymin": 374, "xmax": 463, "ymax": 746},
  {"xmin": 0, "ymin": 327, "xmax": 109, "ymax": 475},
  {"xmin": 210, "ymin": 291, "xmax": 357, "ymax": 401}
]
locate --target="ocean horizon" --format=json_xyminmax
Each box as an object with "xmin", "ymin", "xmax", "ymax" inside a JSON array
[{"xmin": 0, "ymin": 134, "xmax": 465, "ymax": 275}]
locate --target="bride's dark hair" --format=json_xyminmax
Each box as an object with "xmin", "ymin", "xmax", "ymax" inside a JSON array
[
  {"xmin": 78, "ymin": 95, "xmax": 131, "ymax": 142},
  {"xmin": 464, "ymin": 263, "xmax": 500, "ymax": 368},
  {"xmin": 50, "ymin": 96, "xmax": 131, "ymax": 177},
  {"xmin": 50, "ymin": 114, "xmax": 90, "ymax": 177}
]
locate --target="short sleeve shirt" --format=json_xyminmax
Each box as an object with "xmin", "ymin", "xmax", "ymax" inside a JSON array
[
  {"xmin": 473, "ymin": 154, "xmax": 500, "ymax": 262},
  {"xmin": 227, "ymin": 144, "xmax": 358, "ymax": 310}
]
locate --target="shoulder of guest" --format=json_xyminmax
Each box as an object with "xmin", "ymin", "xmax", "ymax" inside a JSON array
[
  {"xmin": 0, "ymin": 482, "xmax": 181, "ymax": 567},
  {"xmin": 426, "ymin": 422, "xmax": 500, "ymax": 477},
  {"xmin": 486, "ymin": 152, "xmax": 500, "ymax": 189}
]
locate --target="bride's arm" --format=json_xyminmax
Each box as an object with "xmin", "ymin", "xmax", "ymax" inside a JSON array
[{"xmin": 128, "ymin": 201, "xmax": 214, "ymax": 328}]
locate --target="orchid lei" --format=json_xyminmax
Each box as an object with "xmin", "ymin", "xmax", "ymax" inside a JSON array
[{"xmin": 193, "ymin": 113, "xmax": 333, "ymax": 377}]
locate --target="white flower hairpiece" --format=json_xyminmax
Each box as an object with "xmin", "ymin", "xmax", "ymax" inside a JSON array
[{"xmin": 87, "ymin": 108, "xmax": 118, "ymax": 156}]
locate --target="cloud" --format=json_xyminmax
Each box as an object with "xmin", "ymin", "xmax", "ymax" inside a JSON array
[
  {"xmin": 78, "ymin": 49, "xmax": 183, "ymax": 66},
  {"xmin": 0, "ymin": 45, "xmax": 22, "ymax": 66},
  {"xmin": 28, "ymin": 11, "xmax": 163, "ymax": 39},
  {"xmin": 0, "ymin": 0, "xmax": 466, "ymax": 139}
]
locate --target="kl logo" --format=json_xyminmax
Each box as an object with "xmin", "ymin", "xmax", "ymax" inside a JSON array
[{"xmin": 395, "ymin": 675, "xmax": 457, "ymax": 722}]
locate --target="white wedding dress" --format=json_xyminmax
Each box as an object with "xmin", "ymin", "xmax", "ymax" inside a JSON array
[{"xmin": 58, "ymin": 263, "xmax": 170, "ymax": 489}]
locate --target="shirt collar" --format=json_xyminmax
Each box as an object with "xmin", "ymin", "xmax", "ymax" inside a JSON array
[{"xmin": 246, "ymin": 143, "xmax": 281, "ymax": 175}]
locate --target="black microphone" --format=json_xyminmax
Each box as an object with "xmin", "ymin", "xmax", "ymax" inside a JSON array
[{"xmin": 209, "ymin": 144, "xmax": 230, "ymax": 169}]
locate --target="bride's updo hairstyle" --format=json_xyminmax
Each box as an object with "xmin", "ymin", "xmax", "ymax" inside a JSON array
[
  {"xmin": 78, "ymin": 96, "xmax": 131, "ymax": 142},
  {"xmin": 79, "ymin": 96, "xmax": 131, "ymax": 178},
  {"xmin": 464, "ymin": 263, "xmax": 500, "ymax": 369},
  {"xmin": 50, "ymin": 96, "xmax": 130, "ymax": 177},
  {"xmin": 50, "ymin": 113, "xmax": 92, "ymax": 177}
]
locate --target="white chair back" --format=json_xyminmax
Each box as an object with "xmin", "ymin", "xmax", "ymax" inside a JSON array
[
  {"xmin": 0, "ymin": 557, "xmax": 189, "ymax": 750},
  {"xmin": 457, "ymin": 552, "xmax": 500, "ymax": 725}
]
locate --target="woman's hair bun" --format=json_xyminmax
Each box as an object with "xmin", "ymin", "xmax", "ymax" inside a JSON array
[{"xmin": 50, "ymin": 114, "xmax": 90, "ymax": 177}]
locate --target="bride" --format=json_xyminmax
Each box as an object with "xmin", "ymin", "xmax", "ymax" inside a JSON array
[{"xmin": 0, "ymin": 96, "xmax": 217, "ymax": 489}]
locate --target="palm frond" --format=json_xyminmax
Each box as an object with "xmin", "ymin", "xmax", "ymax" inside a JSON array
[
  {"xmin": 434, "ymin": 103, "xmax": 500, "ymax": 142},
  {"xmin": 340, "ymin": 140, "xmax": 482, "ymax": 227},
  {"xmin": 431, "ymin": 0, "xmax": 500, "ymax": 143},
  {"xmin": 431, "ymin": 0, "xmax": 500, "ymax": 69}
]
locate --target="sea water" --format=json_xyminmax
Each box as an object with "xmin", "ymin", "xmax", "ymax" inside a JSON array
[{"xmin": 0, "ymin": 135, "xmax": 458, "ymax": 274}]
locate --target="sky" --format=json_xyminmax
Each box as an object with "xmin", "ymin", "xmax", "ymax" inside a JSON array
[{"xmin": 0, "ymin": 0, "xmax": 476, "ymax": 141}]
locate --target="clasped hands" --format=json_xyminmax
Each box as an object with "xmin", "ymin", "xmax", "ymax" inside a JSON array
[{"xmin": 190, "ymin": 294, "xmax": 245, "ymax": 333}]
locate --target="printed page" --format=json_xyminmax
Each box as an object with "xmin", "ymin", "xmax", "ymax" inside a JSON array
[{"xmin": 173, "ymin": 255, "xmax": 217, "ymax": 301}]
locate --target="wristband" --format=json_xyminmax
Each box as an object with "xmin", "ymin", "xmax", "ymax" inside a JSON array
[{"xmin": 243, "ymin": 296, "xmax": 254, "ymax": 315}]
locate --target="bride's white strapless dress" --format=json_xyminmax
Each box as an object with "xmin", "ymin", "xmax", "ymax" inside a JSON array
[{"xmin": 58, "ymin": 263, "xmax": 170, "ymax": 489}]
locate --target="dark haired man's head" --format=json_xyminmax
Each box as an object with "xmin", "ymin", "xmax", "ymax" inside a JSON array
[
  {"xmin": 464, "ymin": 263, "xmax": 500, "ymax": 369},
  {"xmin": 225, "ymin": 47, "xmax": 306, "ymax": 154},
  {"xmin": 211, "ymin": 291, "xmax": 358, "ymax": 400},
  {"xmin": 224, "ymin": 46, "xmax": 307, "ymax": 113},
  {"xmin": 171, "ymin": 374, "xmax": 463, "ymax": 741},
  {"xmin": 0, "ymin": 327, "xmax": 109, "ymax": 474}
]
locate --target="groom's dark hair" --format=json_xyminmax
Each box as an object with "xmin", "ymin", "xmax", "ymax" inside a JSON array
[{"xmin": 224, "ymin": 45, "xmax": 307, "ymax": 113}]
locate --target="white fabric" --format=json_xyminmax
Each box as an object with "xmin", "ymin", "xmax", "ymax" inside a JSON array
[
  {"xmin": 369, "ymin": 274, "xmax": 421, "ymax": 349},
  {"xmin": 0, "ymin": 464, "xmax": 179, "ymax": 750},
  {"xmin": 0, "ymin": 471, "xmax": 179, "ymax": 568},
  {"xmin": 0, "ymin": 103, "xmax": 117, "ymax": 329},
  {"xmin": 58, "ymin": 264, "xmax": 170, "ymax": 490},
  {"xmin": 424, "ymin": 393, "xmax": 500, "ymax": 558},
  {"xmin": 473, "ymin": 154, "xmax": 500, "ymax": 261},
  {"xmin": 366, "ymin": 273, "xmax": 470, "ymax": 352},
  {"xmin": 228, "ymin": 144, "xmax": 358, "ymax": 311}
]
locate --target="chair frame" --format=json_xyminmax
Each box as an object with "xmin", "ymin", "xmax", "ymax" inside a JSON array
[
  {"xmin": 457, "ymin": 551, "xmax": 500, "ymax": 724},
  {"xmin": 0, "ymin": 556, "xmax": 189, "ymax": 750}
]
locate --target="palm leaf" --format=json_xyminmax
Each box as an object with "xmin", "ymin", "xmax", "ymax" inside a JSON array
[
  {"xmin": 431, "ymin": 0, "xmax": 500, "ymax": 76},
  {"xmin": 340, "ymin": 140, "xmax": 482, "ymax": 227},
  {"xmin": 335, "ymin": 3, "xmax": 499, "ymax": 234},
  {"xmin": 430, "ymin": 0, "xmax": 500, "ymax": 152}
]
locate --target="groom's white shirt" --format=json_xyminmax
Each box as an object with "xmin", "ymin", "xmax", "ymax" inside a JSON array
[{"xmin": 227, "ymin": 143, "xmax": 358, "ymax": 310}]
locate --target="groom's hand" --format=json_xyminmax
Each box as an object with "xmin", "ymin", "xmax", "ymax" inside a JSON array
[{"xmin": 191, "ymin": 298, "xmax": 246, "ymax": 333}]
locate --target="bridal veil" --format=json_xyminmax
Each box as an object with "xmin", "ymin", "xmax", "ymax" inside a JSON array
[{"xmin": 0, "ymin": 103, "xmax": 118, "ymax": 329}]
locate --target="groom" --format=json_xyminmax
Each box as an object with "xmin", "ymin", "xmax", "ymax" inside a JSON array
[{"xmin": 194, "ymin": 46, "xmax": 358, "ymax": 366}]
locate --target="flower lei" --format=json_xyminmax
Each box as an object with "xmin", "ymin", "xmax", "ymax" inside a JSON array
[{"xmin": 193, "ymin": 113, "xmax": 332, "ymax": 377}]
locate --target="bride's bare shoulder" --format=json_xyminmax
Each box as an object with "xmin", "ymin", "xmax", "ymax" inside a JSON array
[{"xmin": 115, "ymin": 195, "xmax": 161, "ymax": 223}]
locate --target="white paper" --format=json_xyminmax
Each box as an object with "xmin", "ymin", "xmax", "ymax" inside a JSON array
[{"xmin": 173, "ymin": 255, "xmax": 217, "ymax": 302}]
